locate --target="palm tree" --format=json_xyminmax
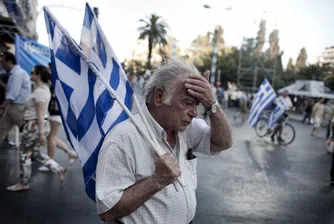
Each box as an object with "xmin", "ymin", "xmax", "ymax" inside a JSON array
[{"xmin": 138, "ymin": 14, "xmax": 168, "ymax": 69}]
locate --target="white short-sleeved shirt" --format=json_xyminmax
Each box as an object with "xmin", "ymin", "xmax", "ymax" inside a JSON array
[
  {"xmin": 96, "ymin": 104, "xmax": 217, "ymax": 224},
  {"xmin": 24, "ymin": 84, "xmax": 51, "ymax": 120}
]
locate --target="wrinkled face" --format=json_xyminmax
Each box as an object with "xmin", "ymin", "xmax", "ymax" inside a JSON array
[{"xmin": 159, "ymin": 74, "xmax": 199, "ymax": 132}]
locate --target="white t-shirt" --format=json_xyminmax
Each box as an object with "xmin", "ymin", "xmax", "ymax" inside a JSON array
[
  {"xmin": 277, "ymin": 96, "xmax": 292, "ymax": 111},
  {"xmin": 24, "ymin": 84, "xmax": 51, "ymax": 120}
]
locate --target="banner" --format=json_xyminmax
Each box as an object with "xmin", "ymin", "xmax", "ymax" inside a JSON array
[{"xmin": 15, "ymin": 34, "xmax": 51, "ymax": 74}]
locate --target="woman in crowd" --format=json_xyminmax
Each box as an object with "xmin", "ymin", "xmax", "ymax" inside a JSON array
[
  {"xmin": 7, "ymin": 65, "xmax": 66, "ymax": 191},
  {"xmin": 38, "ymin": 64, "xmax": 78, "ymax": 172}
]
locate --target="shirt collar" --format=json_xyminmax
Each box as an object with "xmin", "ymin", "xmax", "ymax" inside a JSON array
[
  {"xmin": 142, "ymin": 103, "xmax": 168, "ymax": 142},
  {"xmin": 9, "ymin": 65, "xmax": 19, "ymax": 74}
]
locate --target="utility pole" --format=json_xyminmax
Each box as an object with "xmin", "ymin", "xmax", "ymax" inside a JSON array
[{"xmin": 210, "ymin": 27, "xmax": 218, "ymax": 85}]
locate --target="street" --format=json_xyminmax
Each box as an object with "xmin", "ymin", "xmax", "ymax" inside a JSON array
[{"xmin": 0, "ymin": 110, "xmax": 333, "ymax": 223}]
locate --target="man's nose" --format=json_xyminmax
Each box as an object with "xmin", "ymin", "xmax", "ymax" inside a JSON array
[{"xmin": 189, "ymin": 104, "xmax": 198, "ymax": 118}]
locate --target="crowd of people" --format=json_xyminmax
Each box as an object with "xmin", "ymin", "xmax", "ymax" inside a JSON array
[{"xmin": 0, "ymin": 52, "xmax": 77, "ymax": 191}]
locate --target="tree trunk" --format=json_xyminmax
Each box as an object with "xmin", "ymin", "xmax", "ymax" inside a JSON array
[{"xmin": 147, "ymin": 37, "xmax": 153, "ymax": 70}]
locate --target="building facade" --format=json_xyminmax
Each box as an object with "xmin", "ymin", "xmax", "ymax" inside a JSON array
[
  {"xmin": 321, "ymin": 46, "xmax": 334, "ymax": 68},
  {"xmin": 0, "ymin": 0, "xmax": 38, "ymax": 44}
]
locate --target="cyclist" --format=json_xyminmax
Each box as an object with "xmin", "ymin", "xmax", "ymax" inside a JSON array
[{"xmin": 270, "ymin": 90, "xmax": 293, "ymax": 143}]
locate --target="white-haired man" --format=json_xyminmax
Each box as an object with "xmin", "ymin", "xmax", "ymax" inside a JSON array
[{"xmin": 96, "ymin": 58, "xmax": 232, "ymax": 224}]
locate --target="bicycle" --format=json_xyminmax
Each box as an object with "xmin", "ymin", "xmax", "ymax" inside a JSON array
[{"xmin": 254, "ymin": 111, "xmax": 296, "ymax": 146}]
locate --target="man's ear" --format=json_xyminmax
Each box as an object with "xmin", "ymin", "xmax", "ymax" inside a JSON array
[{"xmin": 154, "ymin": 88, "xmax": 164, "ymax": 106}]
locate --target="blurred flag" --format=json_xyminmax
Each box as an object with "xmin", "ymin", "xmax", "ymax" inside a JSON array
[
  {"xmin": 248, "ymin": 79, "xmax": 276, "ymax": 127},
  {"xmin": 44, "ymin": 6, "xmax": 133, "ymax": 201},
  {"xmin": 268, "ymin": 97, "xmax": 288, "ymax": 129}
]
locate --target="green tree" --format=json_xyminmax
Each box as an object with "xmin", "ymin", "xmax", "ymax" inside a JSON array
[
  {"xmin": 295, "ymin": 47, "xmax": 307, "ymax": 72},
  {"xmin": 286, "ymin": 58, "xmax": 294, "ymax": 72},
  {"xmin": 254, "ymin": 20, "xmax": 266, "ymax": 56},
  {"xmin": 265, "ymin": 29, "xmax": 280, "ymax": 59},
  {"xmin": 298, "ymin": 63, "xmax": 325, "ymax": 80},
  {"xmin": 137, "ymin": 14, "xmax": 168, "ymax": 69},
  {"xmin": 124, "ymin": 58, "xmax": 147, "ymax": 75}
]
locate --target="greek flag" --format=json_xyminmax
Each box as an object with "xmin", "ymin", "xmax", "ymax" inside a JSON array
[
  {"xmin": 79, "ymin": 3, "xmax": 134, "ymax": 200},
  {"xmin": 268, "ymin": 97, "xmax": 287, "ymax": 129},
  {"xmin": 44, "ymin": 7, "xmax": 133, "ymax": 201},
  {"xmin": 248, "ymin": 79, "xmax": 276, "ymax": 127}
]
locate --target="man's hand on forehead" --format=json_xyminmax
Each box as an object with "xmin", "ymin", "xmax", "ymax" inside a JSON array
[{"xmin": 184, "ymin": 70, "xmax": 215, "ymax": 107}]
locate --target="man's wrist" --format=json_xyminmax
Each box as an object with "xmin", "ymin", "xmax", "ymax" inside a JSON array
[{"xmin": 205, "ymin": 99, "xmax": 220, "ymax": 114}]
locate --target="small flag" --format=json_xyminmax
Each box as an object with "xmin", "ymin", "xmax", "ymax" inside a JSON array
[
  {"xmin": 268, "ymin": 97, "xmax": 288, "ymax": 129},
  {"xmin": 248, "ymin": 79, "xmax": 276, "ymax": 127}
]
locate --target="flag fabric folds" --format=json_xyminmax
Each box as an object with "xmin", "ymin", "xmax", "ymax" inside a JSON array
[
  {"xmin": 79, "ymin": 3, "xmax": 134, "ymax": 200},
  {"xmin": 44, "ymin": 6, "xmax": 133, "ymax": 201},
  {"xmin": 268, "ymin": 97, "xmax": 288, "ymax": 129},
  {"xmin": 248, "ymin": 79, "xmax": 277, "ymax": 127}
]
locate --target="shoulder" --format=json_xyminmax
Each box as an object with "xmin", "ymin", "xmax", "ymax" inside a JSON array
[
  {"xmin": 102, "ymin": 114, "xmax": 141, "ymax": 148},
  {"xmin": 185, "ymin": 118, "xmax": 208, "ymax": 133}
]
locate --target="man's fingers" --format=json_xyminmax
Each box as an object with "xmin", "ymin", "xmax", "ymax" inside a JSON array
[
  {"xmin": 187, "ymin": 89, "xmax": 201, "ymax": 99},
  {"xmin": 203, "ymin": 70, "xmax": 210, "ymax": 81},
  {"xmin": 185, "ymin": 83, "xmax": 205, "ymax": 93},
  {"xmin": 185, "ymin": 78, "xmax": 205, "ymax": 87},
  {"xmin": 152, "ymin": 151, "xmax": 159, "ymax": 160}
]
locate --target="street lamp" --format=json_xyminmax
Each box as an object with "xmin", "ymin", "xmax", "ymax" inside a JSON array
[{"xmin": 203, "ymin": 4, "xmax": 232, "ymax": 86}]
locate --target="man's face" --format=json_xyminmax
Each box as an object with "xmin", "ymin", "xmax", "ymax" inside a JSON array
[
  {"xmin": 0, "ymin": 57, "xmax": 10, "ymax": 72},
  {"xmin": 159, "ymin": 74, "xmax": 199, "ymax": 132}
]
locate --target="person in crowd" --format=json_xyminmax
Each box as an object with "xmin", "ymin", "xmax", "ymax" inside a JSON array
[
  {"xmin": 302, "ymin": 99, "xmax": 314, "ymax": 124},
  {"xmin": 311, "ymin": 98, "xmax": 325, "ymax": 137},
  {"xmin": 95, "ymin": 58, "xmax": 232, "ymax": 223},
  {"xmin": 325, "ymin": 101, "xmax": 334, "ymax": 139},
  {"xmin": 38, "ymin": 64, "xmax": 78, "ymax": 172},
  {"xmin": 270, "ymin": 90, "xmax": 293, "ymax": 143},
  {"xmin": 0, "ymin": 52, "xmax": 31, "ymax": 144},
  {"xmin": 238, "ymin": 90, "xmax": 248, "ymax": 123},
  {"xmin": 330, "ymin": 115, "xmax": 334, "ymax": 187},
  {"xmin": 216, "ymin": 84, "xmax": 224, "ymax": 105},
  {"xmin": 6, "ymin": 65, "xmax": 66, "ymax": 191},
  {"xmin": 0, "ymin": 71, "xmax": 16, "ymax": 148}
]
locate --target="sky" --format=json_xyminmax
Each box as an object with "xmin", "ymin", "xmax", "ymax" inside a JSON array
[{"xmin": 36, "ymin": 0, "xmax": 334, "ymax": 67}]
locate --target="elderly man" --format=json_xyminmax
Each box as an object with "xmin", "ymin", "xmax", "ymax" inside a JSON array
[
  {"xmin": 96, "ymin": 58, "xmax": 232, "ymax": 224},
  {"xmin": 0, "ymin": 52, "xmax": 31, "ymax": 144}
]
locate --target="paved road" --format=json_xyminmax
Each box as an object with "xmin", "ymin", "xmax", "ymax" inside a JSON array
[{"xmin": 0, "ymin": 109, "xmax": 333, "ymax": 223}]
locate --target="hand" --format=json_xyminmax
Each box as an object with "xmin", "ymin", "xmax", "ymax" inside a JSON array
[
  {"xmin": 184, "ymin": 70, "xmax": 215, "ymax": 107},
  {"xmin": 38, "ymin": 134, "xmax": 47, "ymax": 146},
  {"xmin": 152, "ymin": 153, "xmax": 181, "ymax": 189}
]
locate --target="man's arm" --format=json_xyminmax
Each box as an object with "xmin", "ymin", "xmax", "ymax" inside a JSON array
[
  {"xmin": 185, "ymin": 71, "xmax": 232, "ymax": 152},
  {"xmin": 5, "ymin": 74, "xmax": 23, "ymax": 103},
  {"xmin": 99, "ymin": 153, "xmax": 180, "ymax": 222},
  {"xmin": 208, "ymin": 106, "xmax": 232, "ymax": 152}
]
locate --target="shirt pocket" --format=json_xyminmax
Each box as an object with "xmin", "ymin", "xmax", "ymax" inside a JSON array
[{"xmin": 186, "ymin": 158, "xmax": 198, "ymax": 190}]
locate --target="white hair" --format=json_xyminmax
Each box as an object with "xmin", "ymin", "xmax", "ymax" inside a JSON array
[{"xmin": 144, "ymin": 57, "xmax": 200, "ymax": 105}]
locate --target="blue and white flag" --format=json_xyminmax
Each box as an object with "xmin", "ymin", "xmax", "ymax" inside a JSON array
[
  {"xmin": 248, "ymin": 79, "xmax": 277, "ymax": 127},
  {"xmin": 44, "ymin": 7, "xmax": 133, "ymax": 201},
  {"xmin": 268, "ymin": 97, "xmax": 288, "ymax": 129},
  {"xmin": 15, "ymin": 34, "xmax": 51, "ymax": 74},
  {"xmin": 80, "ymin": 3, "xmax": 134, "ymax": 200}
]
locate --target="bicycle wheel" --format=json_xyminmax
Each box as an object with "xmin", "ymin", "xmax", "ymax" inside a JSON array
[
  {"xmin": 255, "ymin": 118, "xmax": 269, "ymax": 137},
  {"xmin": 278, "ymin": 123, "xmax": 295, "ymax": 146}
]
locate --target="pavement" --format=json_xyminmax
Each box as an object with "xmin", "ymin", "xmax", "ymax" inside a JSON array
[{"xmin": 1, "ymin": 109, "xmax": 334, "ymax": 223}]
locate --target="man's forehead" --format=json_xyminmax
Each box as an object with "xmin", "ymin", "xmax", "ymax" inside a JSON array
[{"xmin": 173, "ymin": 73, "xmax": 200, "ymax": 102}]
